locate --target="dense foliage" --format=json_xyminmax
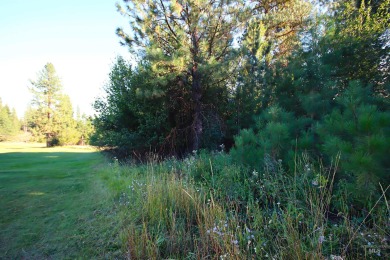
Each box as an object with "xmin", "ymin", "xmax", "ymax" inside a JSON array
[{"xmin": 92, "ymin": 0, "xmax": 389, "ymax": 243}]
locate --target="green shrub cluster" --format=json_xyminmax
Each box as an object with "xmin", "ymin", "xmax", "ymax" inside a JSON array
[{"xmin": 231, "ymin": 80, "xmax": 390, "ymax": 211}]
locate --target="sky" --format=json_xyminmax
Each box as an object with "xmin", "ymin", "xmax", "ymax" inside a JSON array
[{"xmin": 0, "ymin": 0, "xmax": 133, "ymax": 118}]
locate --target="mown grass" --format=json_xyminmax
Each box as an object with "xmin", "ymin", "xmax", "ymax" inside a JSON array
[{"xmin": 0, "ymin": 142, "xmax": 123, "ymax": 259}]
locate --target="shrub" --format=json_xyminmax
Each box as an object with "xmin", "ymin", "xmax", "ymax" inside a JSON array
[{"xmin": 317, "ymin": 81, "xmax": 390, "ymax": 209}]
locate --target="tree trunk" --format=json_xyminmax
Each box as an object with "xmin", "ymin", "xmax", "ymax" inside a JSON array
[
  {"xmin": 192, "ymin": 67, "xmax": 202, "ymax": 152},
  {"xmin": 191, "ymin": 28, "xmax": 202, "ymax": 152},
  {"xmin": 46, "ymin": 133, "xmax": 50, "ymax": 147}
]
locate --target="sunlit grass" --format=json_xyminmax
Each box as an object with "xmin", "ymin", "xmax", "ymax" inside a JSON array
[{"xmin": 0, "ymin": 142, "xmax": 122, "ymax": 259}]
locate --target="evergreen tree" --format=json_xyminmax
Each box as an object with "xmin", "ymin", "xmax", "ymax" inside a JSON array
[
  {"xmin": 92, "ymin": 57, "xmax": 171, "ymax": 155},
  {"xmin": 76, "ymin": 114, "xmax": 94, "ymax": 145},
  {"xmin": 230, "ymin": 0, "xmax": 312, "ymax": 135},
  {"xmin": 321, "ymin": 0, "xmax": 390, "ymax": 90},
  {"xmin": 248, "ymin": 0, "xmax": 312, "ymax": 65},
  {"xmin": 317, "ymin": 81, "xmax": 390, "ymax": 208},
  {"xmin": 0, "ymin": 99, "xmax": 21, "ymax": 140},
  {"xmin": 116, "ymin": 0, "xmax": 244, "ymax": 152},
  {"xmin": 53, "ymin": 94, "xmax": 79, "ymax": 145},
  {"xmin": 24, "ymin": 105, "xmax": 44, "ymax": 142},
  {"xmin": 29, "ymin": 63, "xmax": 63, "ymax": 146},
  {"xmin": 28, "ymin": 63, "xmax": 83, "ymax": 146},
  {"xmin": 230, "ymin": 0, "xmax": 389, "ymax": 210}
]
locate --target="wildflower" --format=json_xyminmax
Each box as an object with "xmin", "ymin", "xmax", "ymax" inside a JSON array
[
  {"xmin": 232, "ymin": 239, "xmax": 238, "ymax": 245},
  {"xmin": 318, "ymin": 235, "xmax": 325, "ymax": 244},
  {"xmin": 312, "ymin": 179, "xmax": 319, "ymax": 186},
  {"xmin": 247, "ymin": 234, "xmax": 254, "ymax": 240}
]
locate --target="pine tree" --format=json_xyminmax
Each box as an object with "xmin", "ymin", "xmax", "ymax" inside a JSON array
[
  {"xmin": 248, "ymin": 0, "xmax": 312, "ymax": 65},
  {"xmin": 76, "ymin": 114, "xmax": 94, "ymax": 145},
  {"xmin": 116, "ymin": 0, "xmax": 244, "ymax": 152},
  {"xmin": 0, "ymin": 98, "xmax": 21, "ymax": 140},
  {"xmin": 92, "ymin": 57, "xmax": 171, "ymax": 154},
  {"xmin": 317, "ymin": 81, "xmax": 390, "ymax": 208},
  {"xmin": 29, "ymin": 63, "xmax": 63, "ymax": 146},
  {"xmin": 53, "ymin": 94, "xmax": 79, "ymax": 145},
  {"xmin": 231, "ymin": 0, "xmax": 312, "ymax": 135},
  {"xmin": 322, "ymin": 0, "xmax": 390, "ymax": 90},
  {"xmin": 28, "ymin": 63, "xmax": 82, "ymax": 146}
]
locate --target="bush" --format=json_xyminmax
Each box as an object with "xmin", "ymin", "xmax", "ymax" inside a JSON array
[
  {"xmin": 230, "ymin": 105, "xmax": 312, "ymax": 172},
  {"xmin": 317, "ymin": 81, "xmax": 390, "ymax": 209}
]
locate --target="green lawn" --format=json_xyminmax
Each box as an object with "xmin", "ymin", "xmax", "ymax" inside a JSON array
[{"xmin": 0, "ymin": 142, "xmax": 122, "ymax": 259}]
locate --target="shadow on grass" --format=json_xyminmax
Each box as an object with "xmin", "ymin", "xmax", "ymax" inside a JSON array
[{"xmin": 0, "ymin": 149, "xmax": 122, "ymax": 259}]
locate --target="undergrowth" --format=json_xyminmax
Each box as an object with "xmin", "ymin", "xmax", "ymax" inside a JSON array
[{"xmin": 103, "ymin": 151, "xmax": 389, "ymax": 259}]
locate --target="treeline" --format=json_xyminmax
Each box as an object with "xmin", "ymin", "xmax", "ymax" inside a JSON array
[
  {"xmin": 92, "ymin": 0, "xmax": 389, "ymax": 209},
  {"xmin": 25, "ymin": 63, "xmax": 94, "ymax": 146},
  {"xmin": 0, "ymin": 99, "xmax": 21, "ymax": 141}
]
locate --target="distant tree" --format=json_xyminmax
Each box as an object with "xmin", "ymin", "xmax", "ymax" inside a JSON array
[
  {"xmin": 53, "ymin": 94, "xmax": 79, "ymax": 145},
  {"xmin": 0, "ymin": 98, "xmax": 21, "ymax": 140},
  {"xmin": 29, "ymin": 63, "xmax": 63, "ymax": 146},
  {"xmin": 27, "ymin": 63, "xmax": 84, "ymax": 146},
  {"xmin": 76, "ymin": 114, "xmax": 94, "ymax": 145}
]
